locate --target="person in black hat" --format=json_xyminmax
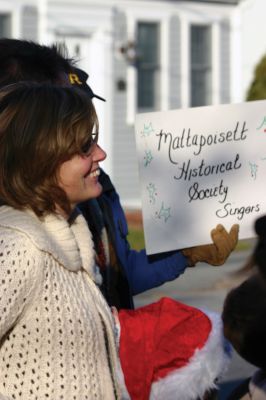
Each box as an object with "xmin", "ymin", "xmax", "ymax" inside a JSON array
[{"xmin": 0, "ymin": 38, "xmax": 239, "ymax": 311}]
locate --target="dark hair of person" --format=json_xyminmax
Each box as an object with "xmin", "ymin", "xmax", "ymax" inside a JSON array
[
  {"xmin": 253, "ymin": 215, "xmax": 266, "ymax": 279},
  {"xmin": 222, "ymin": 274, "xmax": 266, "ymax": 371},
  {"xmin": 223, "ymin": 215, "xmax": 266, "ymax": 371},
  {"xmin": 0, "ymin": 38, "xmax": 74, "ymax": 88},
  {"xmin": 0, "ymin": 82, "xmax": 98, "ymax": 217}
]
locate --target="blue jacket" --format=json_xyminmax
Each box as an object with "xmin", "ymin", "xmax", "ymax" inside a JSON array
[{"xmin": 80, "ymin": 170, "xmax": 189, "ymax": 309}]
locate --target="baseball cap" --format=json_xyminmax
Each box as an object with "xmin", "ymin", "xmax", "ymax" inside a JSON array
[{"xmin": 68, "ymin": 67, "xmax": 106, "ymax": 102}]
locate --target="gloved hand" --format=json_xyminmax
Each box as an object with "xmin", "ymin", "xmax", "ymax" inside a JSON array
[{"xmin": 182, "ymin": 224, "xmax": 239, "ymax": 267}]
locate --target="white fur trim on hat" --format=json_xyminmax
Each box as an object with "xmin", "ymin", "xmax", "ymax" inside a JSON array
[{"xmin": 150, "ymin": 310, "xmax": 231, "ymax": 400}]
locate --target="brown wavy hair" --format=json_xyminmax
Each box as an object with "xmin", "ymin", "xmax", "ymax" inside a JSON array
[{"xmin": 0, "ymin": 82, "xmax": 99, "ymax": 217}]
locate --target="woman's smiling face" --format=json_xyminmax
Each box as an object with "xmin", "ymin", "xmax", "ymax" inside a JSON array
[{"xmin": 57, "ymin": 143, "xmax": 107, "ymax": 211}]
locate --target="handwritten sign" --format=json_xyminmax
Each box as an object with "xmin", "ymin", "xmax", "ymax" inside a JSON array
[{"xmin": 135, "ymin": 100, "xmax": 266, "ymax": 255}]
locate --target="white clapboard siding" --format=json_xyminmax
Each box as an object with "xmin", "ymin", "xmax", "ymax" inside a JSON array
[{"xmin": 21, "ymin": 5, "xmax": 38, "ymax": 41}]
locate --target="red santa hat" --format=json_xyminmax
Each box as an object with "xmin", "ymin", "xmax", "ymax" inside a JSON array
[{"xmin": 117, "ymin": 297, "xmax": 230, "ymax": 400}]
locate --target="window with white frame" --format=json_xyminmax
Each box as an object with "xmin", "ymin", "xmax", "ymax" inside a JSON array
[
  {"xmin": 190, "ymin": 24, "xmax": 212, "ymax": 107},
  {"xmin": 137, "ymin": 22, "xmax": 160, "ymax": 111}
]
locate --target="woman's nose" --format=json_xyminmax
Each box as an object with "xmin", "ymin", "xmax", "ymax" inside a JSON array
[{"xmin": 93, "ymin": 144, "xmax": 107, "ymax": 162}]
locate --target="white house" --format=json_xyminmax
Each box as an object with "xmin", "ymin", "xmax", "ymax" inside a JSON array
[{"xmin": 0, "ymin": 0, "xmax": 265, "ymax": 208}]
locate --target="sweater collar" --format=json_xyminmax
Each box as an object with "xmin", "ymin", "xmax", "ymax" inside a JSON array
[{"xmin": 0, "ymin": 205, "xmax": 98, "ymax": 280}]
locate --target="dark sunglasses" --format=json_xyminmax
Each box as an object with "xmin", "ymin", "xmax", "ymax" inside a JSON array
[{"xmin": 80, "ymin": 132, "xmax": 98, "ymax": 155}]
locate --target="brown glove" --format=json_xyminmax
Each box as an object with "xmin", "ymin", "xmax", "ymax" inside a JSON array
[{"xmin": 182, "ymin": 224, "xmax": 239, "ymax": 267}]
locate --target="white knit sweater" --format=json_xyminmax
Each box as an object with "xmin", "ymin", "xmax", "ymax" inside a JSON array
[{"xmin": 0, "ymin": 205, "xmax": 126, "ymax": 400}]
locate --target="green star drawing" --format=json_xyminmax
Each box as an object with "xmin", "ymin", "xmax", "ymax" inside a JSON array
[
  {"xmin": 249, "ymin": 161, "xmax": 258, "ymax": 180},
  {"xmin": 155, "ymin": 202, "xmax": 171, "ymax": 222},
  {"xmin": 146, "ymin": 183, "xmax": 157, "ymax": 204},
  {"xmin": 141, "ymin": 122, "xmax": 154, "ymax": 138},
  {"xmin": 144, "ymin": 150, "xmax": 153, "ymax": 167},
  {"xmin": 257, "ymin": 116, "xmax": 266, "ymax": 130}
]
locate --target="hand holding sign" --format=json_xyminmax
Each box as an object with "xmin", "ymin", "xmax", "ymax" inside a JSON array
[
  {"xmin": 182, "ymin": 224, "xmax": 239, "ymax": 267},
  {"xmin": 135, "ymin": 100, "xmax": 266, "ymax": 255}
]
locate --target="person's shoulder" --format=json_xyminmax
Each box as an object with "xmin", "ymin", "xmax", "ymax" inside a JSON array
[
  {"xmin": 0, "ymin": 205, "xmax": 35, "ymax": 237},
  {"xmin": 0, "ymin": 207, "xmax": 45, "ymax": 288},
  {"xmin": 0, "ymin": 206, "xmax": 47, "ymax": 256}
]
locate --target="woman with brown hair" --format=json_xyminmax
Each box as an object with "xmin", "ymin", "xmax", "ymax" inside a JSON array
[
  {"xmin": 0, "ymin": 82, "xmax": 128, "ymax": 400},
  {"xmin": 0, "ymin": 81, "xmax": 231, "ymax": 400}
]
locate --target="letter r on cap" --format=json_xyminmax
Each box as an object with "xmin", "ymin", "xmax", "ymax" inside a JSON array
[{"xmin": 69, "ymin": 73, "xmax": 82, "ymax": 85}]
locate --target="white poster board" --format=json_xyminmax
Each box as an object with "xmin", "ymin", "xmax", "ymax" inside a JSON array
[{"xmin": 135, "ymin": 100, "xmax": 266, "ymax": 255}]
